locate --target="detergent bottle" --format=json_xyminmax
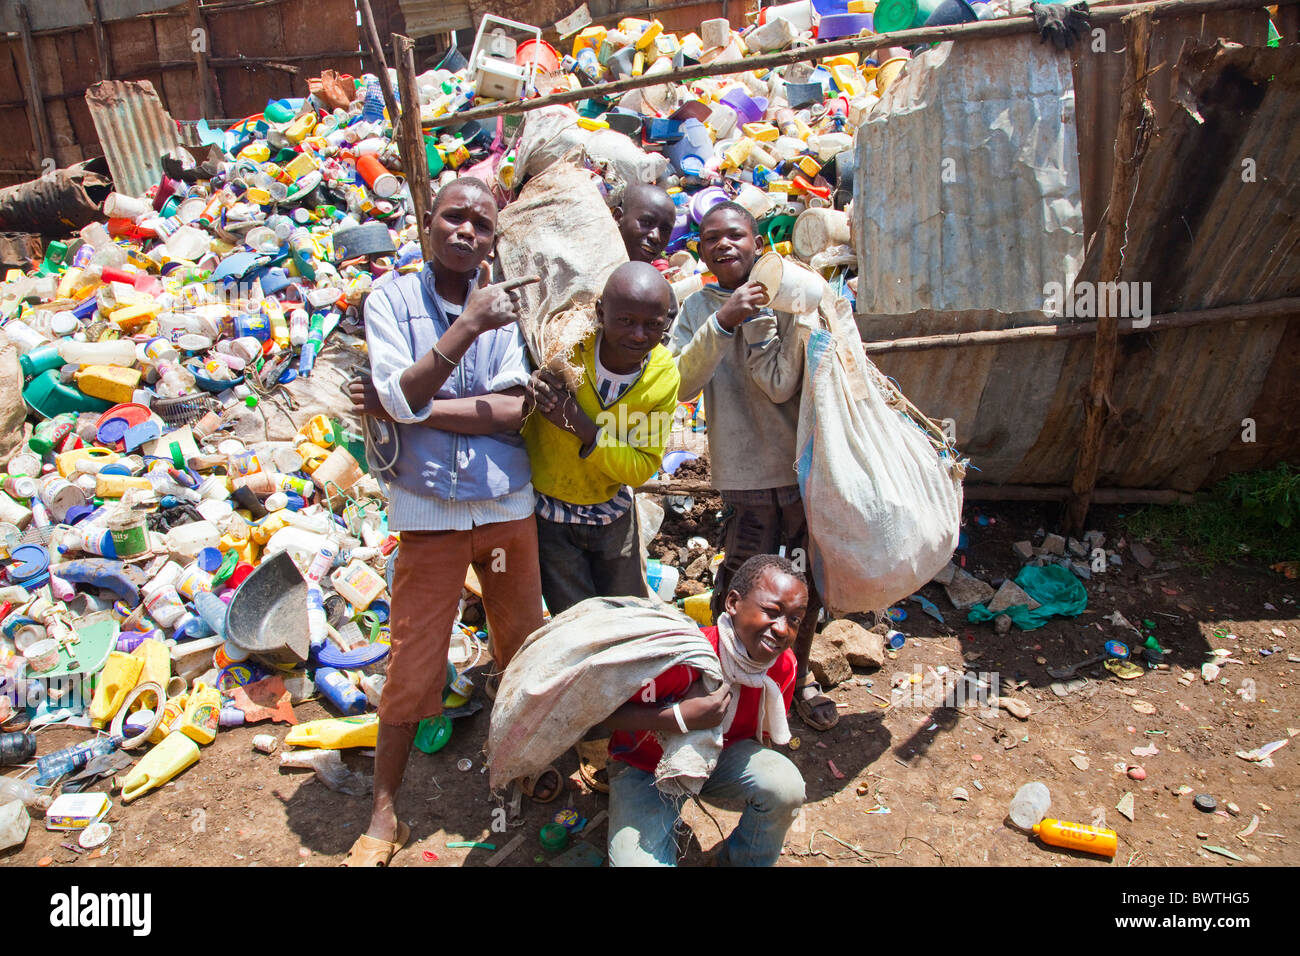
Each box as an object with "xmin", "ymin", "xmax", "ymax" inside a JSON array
[
  {"xmin": 88, "ymin": 651, "xmax": 145, "ymax": 728},
  {"xmin": 284, "ymin": 713, "xmax": 379, "ymax": 749},
  {"xmin": 178, "ymin": 682, "xmax": 221, "ymax": 745},
  {"xmin": 121, "ymin": 731, "xmax": 200, "ymax": 803},
  {"xmin": 148, "ymin": 693, "xmax": 187, "ymax": 745}
]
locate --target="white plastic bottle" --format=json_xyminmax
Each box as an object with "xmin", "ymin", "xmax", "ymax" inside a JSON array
[{"xmin": 57, "ymin": 339, "xmax": 138, "ymax": 367}]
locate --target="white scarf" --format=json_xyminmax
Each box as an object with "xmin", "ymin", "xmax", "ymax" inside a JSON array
[{"xmin": 716, "ymin": 613, "xmax": 791, "ymax": 747}]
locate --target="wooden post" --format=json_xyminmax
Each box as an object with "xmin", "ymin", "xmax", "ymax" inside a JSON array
[
  {"xmin": 393, "ymin": 33, "xmax": 435, "ymax": 265},
  {"xmin": 187, "ymin": 0, "xmax": 225, "ymax": 119},
  {"xmin": 16, "ymin": 1, "xmax": 54, "ymax": 168},
  {"xmin": 358, "ymin": 0, "xmax": 401, "ymax": 126},
  {"xmin": 1066, "ymin": 11, "xmax": 1152, "ymax": 535},
  {"xmin": 87, "ymin": 0, "xmax": 111, "ymax": 81}
]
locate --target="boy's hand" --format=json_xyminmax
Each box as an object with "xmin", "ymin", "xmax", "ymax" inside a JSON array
[
  {"xmin": 527, "ymin": 368, "xmax": 566, "ymax": 414},
  {"xmin": 716, "ymin": 281, "xmax": 769, "ymax": 331},
  {"xmin": 348, "ymin": 377, "xmax": 392, "ymax": 421},
  {"xmin": 461, "ymin": 275, "xmax": 540, "ymax": 333},
  {"xmin": 678, "ymin": 680, "xmax": 733, "ymax": 730}
]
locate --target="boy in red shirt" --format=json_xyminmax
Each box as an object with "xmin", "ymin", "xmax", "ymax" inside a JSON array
[{"xmin": 604, "ymin": 554, "xmax": 808, "ymax": 866}]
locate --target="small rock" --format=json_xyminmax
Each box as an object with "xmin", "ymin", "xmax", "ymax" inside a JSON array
[
  {"xmin": 1068, "ymin": 537, "xmax": 1087, "ymax": 557},
  {"xmin": 1128, "ymin": 766, "xmax": 1147, "ymax": 780},
  {"xmin": 1129, "ymin": 540, "xmax": 1155, "ymax": 568},
  {"xmin": 986, "ymin": 580, "xmax": 1042, "ymax": 615},
  {"xmin": 1226, "ymin": 802, "xmax": 1240, "ymax": 816},
  {"xmin": 1043, "ymin": 533, "xmax": 1066, "ymax": 556},
  {"xmin": 944, "ymin": 568, "xmax": 996, "ymax": 609},
  {"xmin": 1071, "ymin": 754, "xmax": 1090, "ymax": 771},
  {"xmin": 1011, "ymin": 540, "xmax": 1034, "ymax": 561},
  {"xmin": 1068, "ymin": 560, "xmax": 1092, "ymax": 580},
  {"xmin": 995, "ymin": 614, "xmax": 1013, "ymax": 635},
  {"xmin": 1131, "ymin": 700, "xmax": 1157, "ymax": 715},
  {"xmin": 1084, "ymin": 530, "xmax": 1106, "ymax": 550},
  {"xmin": 820, "ymin": 619, "xmax": 885, "ymax": 669},
  {"xmin": 1109, "ymin": 552, "xmax": 1123, "ymax": 566},
  {"xmin": 808, "ymin": 633, "xmax": 852, "ymax": 688},
  {"xmin": 931, "ymin": 561, "xmax": 958, "ymax": 586},
  {"xmin": 684, "ymin": 555, "xmax": 710, "ymax": 580},
  {"xmin": 1116, "ymin": 791, "xmax": 1135, "ymax": 821}
]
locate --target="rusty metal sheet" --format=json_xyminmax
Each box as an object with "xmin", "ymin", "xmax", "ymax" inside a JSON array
[
  {"xmin": 854, "ymin": 33, "xmax": 1085, "ymax": 317},
  {"xmin": 85, "ymin": 80, "xmax": 181, "ymax": 198},
  {"xmin": 400, "ymin": 0, "xmax": 474, "ymax": 36},
  {"xmin": 1071, "ymin": 3, "xmax": 1268, "ymax": 243},
  {"xmin": 0, "ymin": 0, "xmax": 179, "ymax": 34},
  {"xmin": 868, "ymin": 39, "xmax": 1300, "ymax": 493}
]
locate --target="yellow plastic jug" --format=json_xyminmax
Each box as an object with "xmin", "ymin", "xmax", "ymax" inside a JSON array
[
  {"xmin": 88, "ymin": 651, "xmax": 144, "ymax": 728},
  {"xmin": 130, "ymin": 639, "xmax": 170, "ymax": 704},
  {"xmin": 75, "ymin": 365, "xmax": 142, "ymax": 404},
  {"xmin": 285, "ymin": 714, "xmax": 379, "ymax": 750},
  {"xmin": 121, "ymin": 731, "xmax": 200, "ymax": 803},
  {"xmin": 57, "ymin": 446, "xmax": 119, "ymax": 477},
  {"xmin": 682, "ymin": 591, "xmax": 714, "ymax": 627},
  {"xmin": 178, "ymin": 682, "xmax": 221, "ymax": 745},
  {"xmin": 148, "ymin": 693, "xmax": 187, "ymax": 745}
]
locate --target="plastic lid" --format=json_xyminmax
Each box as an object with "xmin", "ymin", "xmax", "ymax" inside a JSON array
[
  {"xmin": 316, "ymin": 642, "xmax": 390, "ymax": 670},
  {"xmin": 96, "ymin": 416, "xmax": 131, "ymax": 445},
  {"xmin": 9, "ymin": 543, "xmax": 50, "ymax": 581},
  {"xmin": 197, "ymin": 547, "xmax": 224, "ymax": 573}
]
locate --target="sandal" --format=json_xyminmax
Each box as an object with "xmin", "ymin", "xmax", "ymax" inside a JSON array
[
  {"xmin": 484, "ymin": 671, "xmax": 502, "ymax": 703},
  {"xmin": 575, "ymin": 739, "xmax": 611, "ymax": 795},
  {"xmin": 793, "ymin": 681, "xmax": 840, "ymax": 732},
  {"xmin": 520, "ymin": 765, "xmax": 563, "ymax": 804},
  {"xmin": 342, "ymin": 821, "xmax": 410, "ymax": 867}
]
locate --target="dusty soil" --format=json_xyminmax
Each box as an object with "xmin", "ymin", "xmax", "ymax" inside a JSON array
[{"xmin": 2, "ymin": 500, "xmax": 1296, "ymax": 868}]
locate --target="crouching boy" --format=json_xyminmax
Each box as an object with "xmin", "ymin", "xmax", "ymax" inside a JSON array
[{"xmin": 604, "ymin": 554, "xmax": 808, "ymax": 866}]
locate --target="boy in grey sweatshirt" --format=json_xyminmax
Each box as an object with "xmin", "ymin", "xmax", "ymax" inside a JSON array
[{"xmin": 667, "ymin": 202, "xmax": 839, "ymax": 732}]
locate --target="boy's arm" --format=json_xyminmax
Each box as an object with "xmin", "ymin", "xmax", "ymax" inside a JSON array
[
  {"xmin": 740, "ymin": 310, "xmax": 804, "ymax": 404},
  {"xmin": 364, "ymin": 288, "xmax": 442, "ymax": 424},
  {"xmin": 581, "ymin": 369, "xmax": 681, "ymax": 488},
  {"xmin": 669, "ymin": 306, "xmax": 733, "ymax": 401},
  {"xmin": 604, "ymin": 676, "xmax": 733, "ymax": 732}
]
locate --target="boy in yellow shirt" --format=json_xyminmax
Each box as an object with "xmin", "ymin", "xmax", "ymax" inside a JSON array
[{"xmin": 525, "ymin": 261, "xmax": 680, "ymax": 614}]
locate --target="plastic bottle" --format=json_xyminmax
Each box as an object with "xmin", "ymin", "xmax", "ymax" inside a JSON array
[
  {"xmin": 315, "ymin": 667, "xmax": 367, "ymax": 715},
  {"xmin": 283, "ymin": 714, "xmax": 378, "ymax": 749},
  {"xmin": 0, "ymin": 731, "xmax": 36, "ymax": 766},
  {"xmin": 35, "ymin": 736, "xmax": 118, "ymax": 785},
  {"xmin": 1032, "ymin": 819, "xmax": 1118, "ymax": 858},
  {"xmin": 1008, "ymin": 781, "xmax": 1051, "ymax": 830},
  {"xmin": 57, "ymin": 339, "xmax": 138, "ymax": 367},
  {"xmin": 288, "ymin": 307, "xmax": 309, "ymax": 347},
  {"xmin": 178, "ymin": 682, "xmax": 221, "ymax": 745}
]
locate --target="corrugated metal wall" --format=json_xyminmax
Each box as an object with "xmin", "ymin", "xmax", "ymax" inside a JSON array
[{"xmin": 858, "ymin": 15, "xmax": 1299, "ymax": 493}]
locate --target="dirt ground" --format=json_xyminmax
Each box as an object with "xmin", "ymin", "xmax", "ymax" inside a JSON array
[{"xmin": 2, "ymin": 497, "xmax": 1296, "ymax": 868}]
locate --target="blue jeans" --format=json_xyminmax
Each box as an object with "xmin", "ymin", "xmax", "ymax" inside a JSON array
[{"xmin": 607, "ymin": 740, "xmax": 805, "ymax": 867}]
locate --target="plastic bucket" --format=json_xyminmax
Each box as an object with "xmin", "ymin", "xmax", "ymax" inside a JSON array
[
  {"xmin": 818, "ymin": 12, "xmax": 875, "ymax": 38},
  {"xmin": 751, "ymin": 253, "xmax": 829, "ymax": 313},
  {"xmin": 689, "ymin": 186, "xmax": 729, "ymax": 225},
  {"xmin": 873, "ymin": 0, "xmax": 941, "ymax": 32},
  {"xmin": 516, "ymin": 39, "xmax": 560, "ymax": 74},
  {"xmin": 736, "ymin": 184, "xmax": 776, "ymax": 220},
  {"xmin": 924, "ymin": 0, "xmax": 978, "ymax": 26},
  {"xmin": 792, "ymin": 208, "xmax": 852, "ymax": 260},
  {"xmin": 761, "ymin": 0, "xmax": 817, "ymax": 31}
]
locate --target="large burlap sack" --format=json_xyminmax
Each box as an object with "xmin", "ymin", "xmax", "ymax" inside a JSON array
[
  {"xmin": 496, "ymin": 158, "xmax": 625, "ymax": 386},
  {"xmin": 796, "ymin": 297, "xmax": 966, "ymax": 616},
  {"xmin": 512, "ymin": 106, "xmax": 668, "ymax": 190},
  {"xmin": 487, "ymin": 596, "xmax": 725, "ymax": 797}
]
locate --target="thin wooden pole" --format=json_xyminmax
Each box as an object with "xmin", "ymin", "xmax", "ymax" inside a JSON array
[
  {"xmin": 426, "ymin": 0, "xmax": 1295, "ymax": 129},
  {"xmin": 394, "ymin": 33, "xmax": 436, "ymax": 265},
  {"xmin": 16, "ymin": 1, "xmax": 54, "ymax": 167},
  {"xmin": 87, "ymin": 0, "xmax": 111, "ymax": 81},
  {"xmin": 860, "ymin": 296, "xmax": 1300, "ymax": 355},
  {"xmin": 188, "ymin": 0, "xmax": 224, "ymax": 120},
  {"xmin": 1066, "ymin": 11, "xmax": 1152, "ymax": 535},
  {"xmin": 357, "ymin": 0, "xmax": 401, "ymax": 125}
]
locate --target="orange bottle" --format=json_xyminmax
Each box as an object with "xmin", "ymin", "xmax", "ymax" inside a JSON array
[{"xmin": 1032, "ymin": 819, "xmax": 1118, "ymax": 858}]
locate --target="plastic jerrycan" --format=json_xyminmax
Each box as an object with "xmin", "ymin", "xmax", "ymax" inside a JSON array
[
  {"xmin": 88, "ymin": 651, "xmax": 145, "ymax": 728},
  {"xmin": 284, "ymin": 714, "xmax": 379, "ymax": 749},
  {"xmin": 121, "ymin": 731, "xmax": 200, "ymax": 803}
]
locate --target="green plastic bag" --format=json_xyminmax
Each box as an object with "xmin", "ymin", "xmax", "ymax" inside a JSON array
[{"xmin": 968, "ymin": 564, "xmax": 1087, "ymax": 631}]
